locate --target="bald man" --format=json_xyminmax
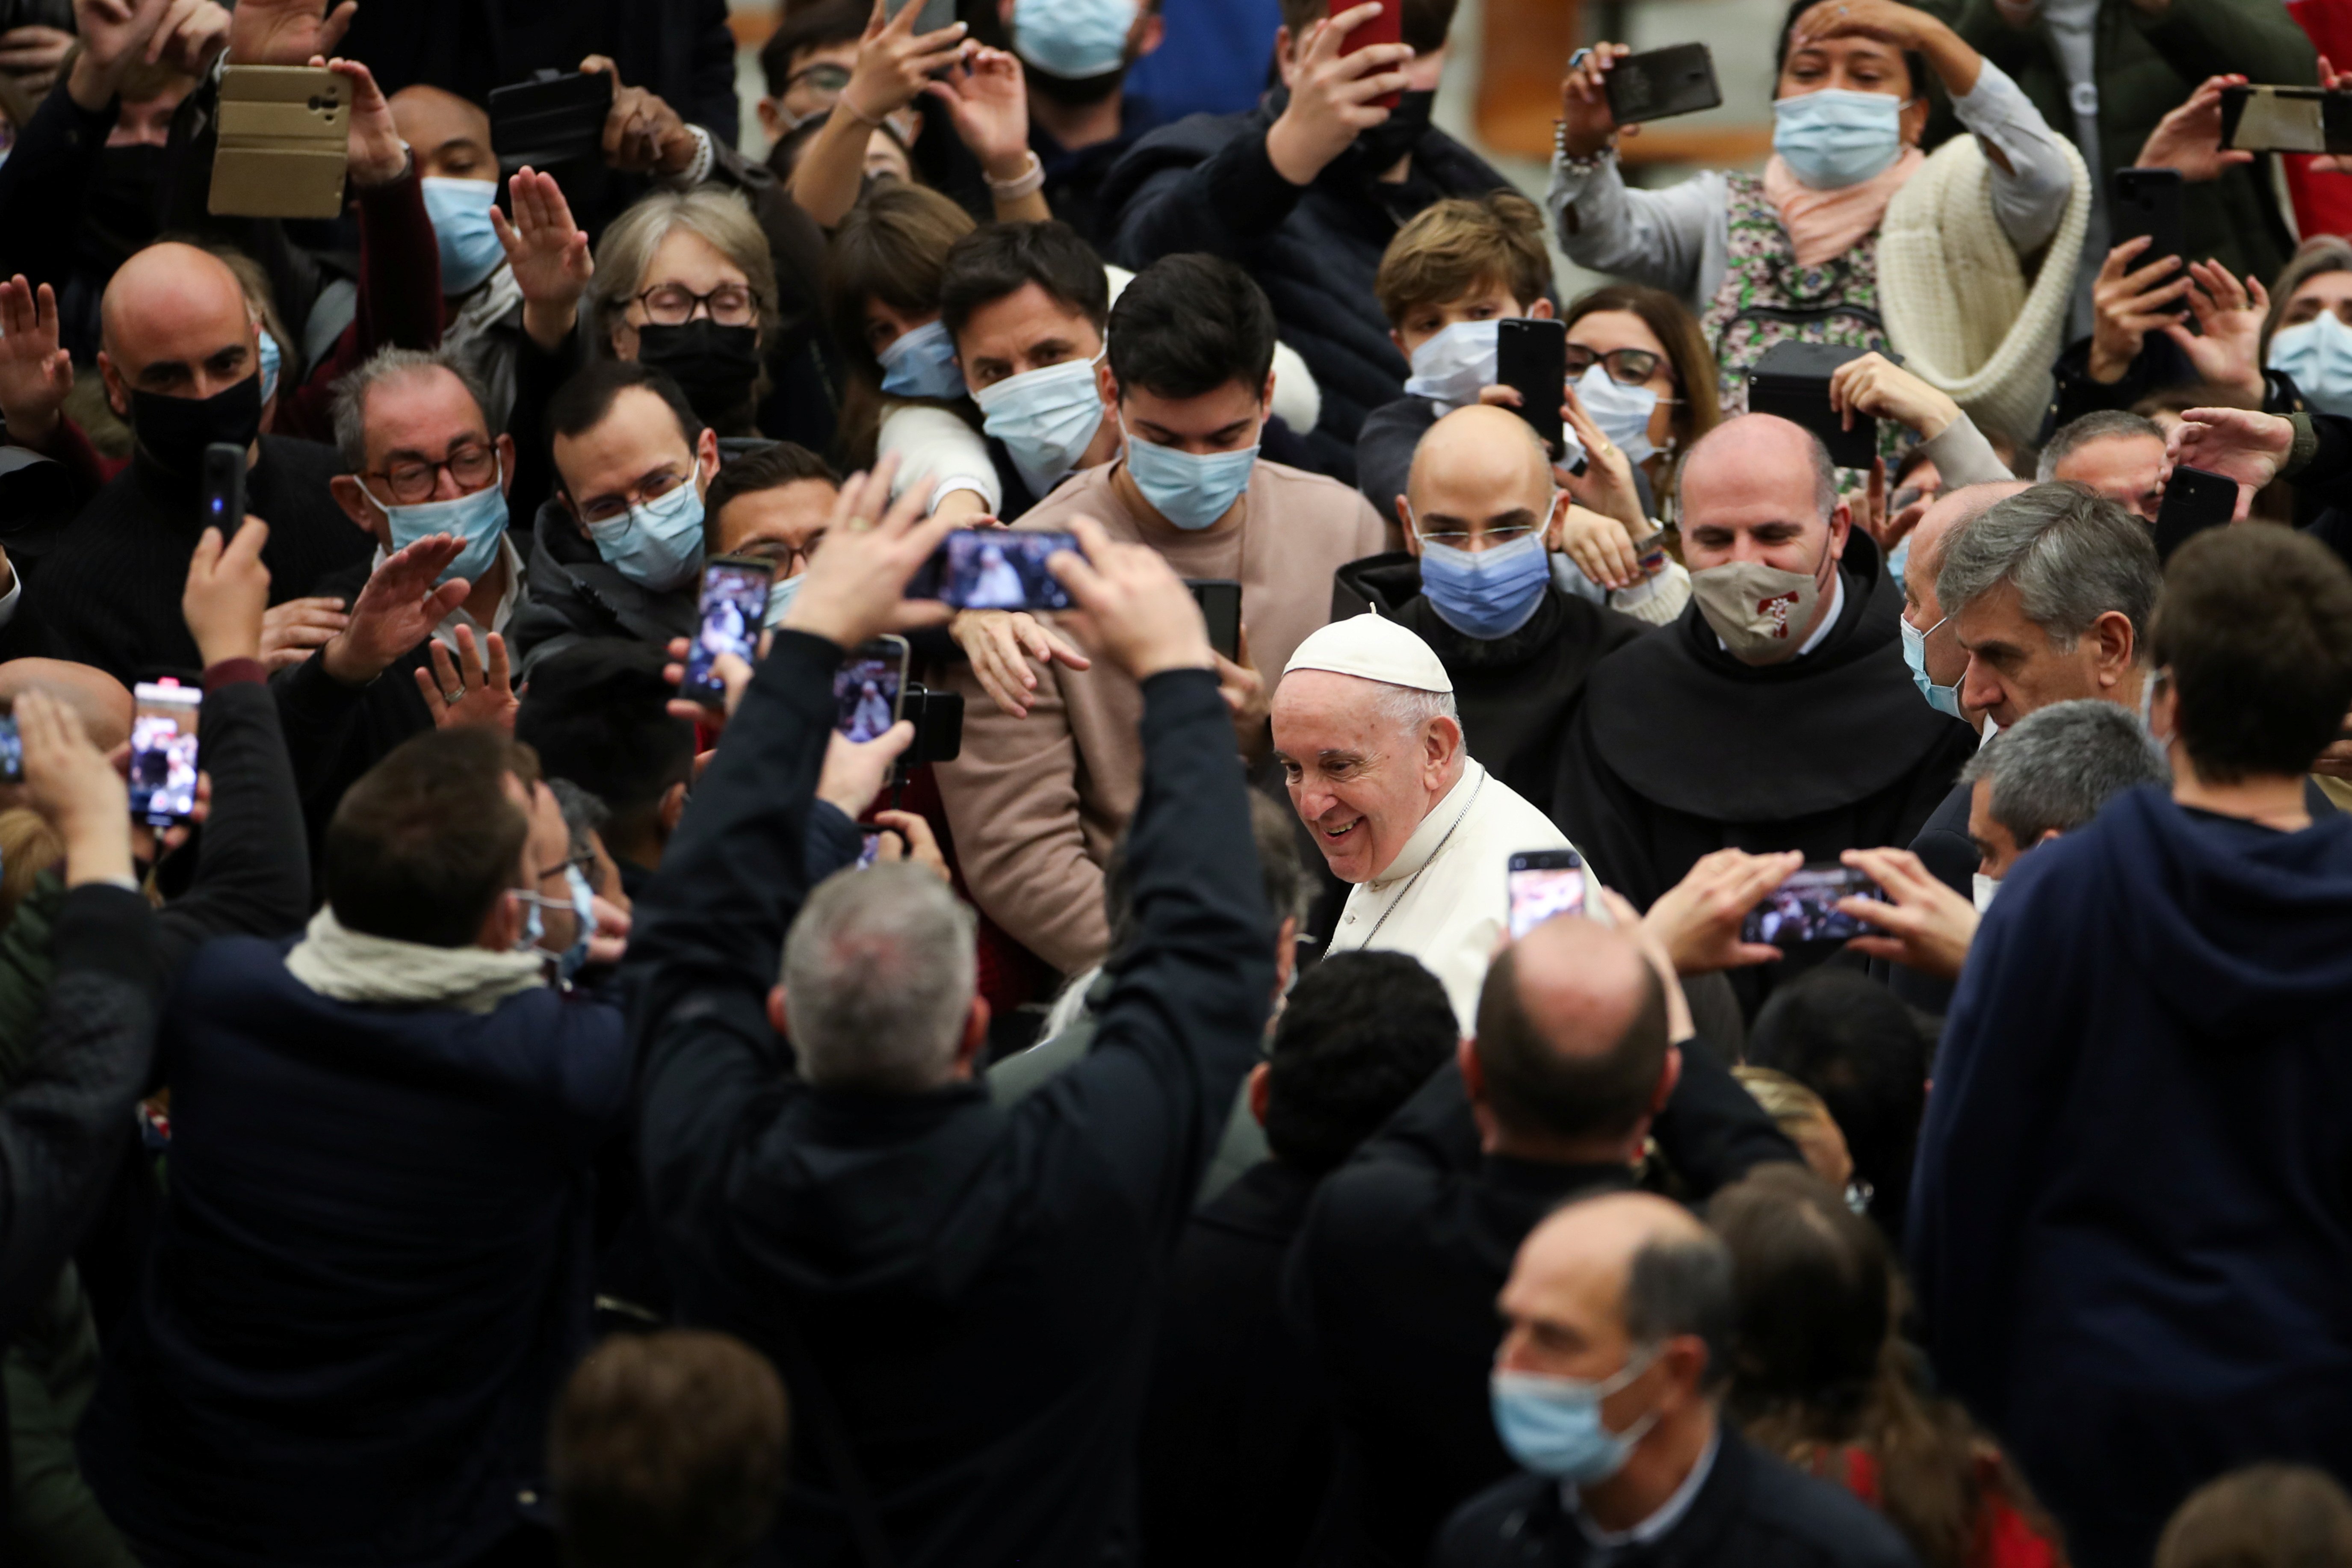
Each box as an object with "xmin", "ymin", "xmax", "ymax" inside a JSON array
[
  {"xmin": 1436, "ymin": 1192, "xmax": 1917, "ymax": 1568},
  {"xmin": 30, "ymin": 243, "xmax": 368, "ymax": 684},
  {"xmin": 1332, "ymin": 405, "xmax": 1648, "ymax": 805},
  {"xmin": 0, "ymin": 658, "xmax": 133, "ymax": 754},
  {"xmin": 1553, "ymin": 414, "xmax": 1978, "ymax": 1011}
]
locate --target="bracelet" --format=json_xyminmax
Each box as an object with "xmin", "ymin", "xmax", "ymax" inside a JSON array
[
  {"xmin": 1554, "ymin": 121, "xmax": 1610, "ymax": 173},
  {"xmin": 987, "ymin": 150, "xmax": 1046, "ymax": 200}
]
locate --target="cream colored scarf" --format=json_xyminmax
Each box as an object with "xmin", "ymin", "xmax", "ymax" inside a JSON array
[{"xmin": 285, "ymin": 906, "xmax": 547, "ymax": 1015}]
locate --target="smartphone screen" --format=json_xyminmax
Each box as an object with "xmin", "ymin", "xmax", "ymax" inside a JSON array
[
  {"xmin": 1740, "ymin": 865, "xmax": 1885, "ymax": 946},
  {"xmin": 1507, "ymin": 849, "xmax": 1588, "ymax": 940},
  {"xmin": 835, "ymin": 635, "xmax": 910, "ymax": 741},
  {"xmin": 0, "ymin": 715, "xmax": 19, "ymax": 785},
  {"xmin": 857, "ymin": 829, "xmax": 884, "ymax": 869},
  {"xmin": 686, "ymin": 557, "xmax": 774, "ymax": 702},
  {"xmin": 913, "ymin": 530, "xmax": 1079, "ymax": 611},
  {"xmin": 1339, "ymin": 0, "xmax": 1403, "ymax": 110},
  {"xmin": 129, "ymin": 682, "xmax": 203, "ymax": 827}
]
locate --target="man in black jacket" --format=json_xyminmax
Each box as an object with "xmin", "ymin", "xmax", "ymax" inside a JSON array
[
  {"xmin": 628, "ymin": 475, "xmax": 1276, "ymax": 1566},
  {"xmin": 1285, "ymin": 908, "xmax": 1798, "ymax": 1568},
  {"xmin": 1436, "ymin": 1193, "xmax": 1920, "ymax": 1568},
  {"xmin": 1101, "ymin": 0, "xmax": 1512, "ymax": 483}
]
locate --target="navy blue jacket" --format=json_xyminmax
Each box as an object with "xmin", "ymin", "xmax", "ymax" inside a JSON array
[
  {"xmin": 81, "ymin": 942, "xmax": 629, "ymax": 1568},
  {"xmin": 1910, "ymin": 785, "xmax": 2352, "ymax": 1568}
]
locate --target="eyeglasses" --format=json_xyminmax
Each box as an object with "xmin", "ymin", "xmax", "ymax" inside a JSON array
[
  {"xmin": 736, "ymin": 534, "xmax": 823, "ymax": 573},
  {"xmin": 787, "ymin": 62, "xmax": 852, "ymax": 95},
  {"xmin": 576, "ymin": 466, "xmax": 694, "ymax": 526},
  {"xmin": 366, "ymin": 442, "xmax": 499, "ymax": 506},
  {"xmin": 634, "ymin": 283, "xmax": 761, "ymax": 328},
  {"xmin": 1416, "ymin": 522, "xmax": 1540, "ymax": 550},
  {"xmin": 1563, "ymin": 344, "xmax": 1667, "ymax": 387}
]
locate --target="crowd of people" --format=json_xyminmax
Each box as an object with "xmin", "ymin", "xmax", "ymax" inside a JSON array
[{"xmin": 2, "ymin": 0, "xmax": 2352, "ymax": 1563}]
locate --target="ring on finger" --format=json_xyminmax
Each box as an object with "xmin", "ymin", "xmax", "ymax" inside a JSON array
[{"xmin": 444, "ymin": 686, "xmax": 466, "ymax": 704}]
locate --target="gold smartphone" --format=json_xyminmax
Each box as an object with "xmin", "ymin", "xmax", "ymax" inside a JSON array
[{"xmin": 208, "ymin": 65, "xmax": 350, "ymax": 219}]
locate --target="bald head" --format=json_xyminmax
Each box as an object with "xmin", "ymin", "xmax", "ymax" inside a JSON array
[
  {"xmin": 1521, "ymin": 1192, "xmax": 1714, "ymax": 1293},
  {"xmin": 1406, "ymin": 403, "xmax": 1554, "ymax": 526},
  {"xmin": 99, "ymin": 243, "xmax": 258, "ymax": 412},
  {"xmin": 1471, "ymin": 917, "xmax": 1672, "ymax": 1147},
  {"xmin": 1679, "ymin": 414, "xmax": 1837, "ymax": 527},
  {"xmin": 0, "ymin": 660, "xmax": 134, "ymax": 753}
]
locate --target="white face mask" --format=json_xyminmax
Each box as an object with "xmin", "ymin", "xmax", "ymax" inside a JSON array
[
  {"xmin": 1973, "ymin": 871, "xmax": 2000, "ymax": 913},
  {"xmin": 2267, "ymin": 311, "xmax": 2352, "ymax": 417},
  {"xmin": 1404, "ymin": 319, "xmax": 1500, "ymax": 410},
  {"xmin": 1574, "ymin": 363, "xmax": 1661, "ymax": 467}
]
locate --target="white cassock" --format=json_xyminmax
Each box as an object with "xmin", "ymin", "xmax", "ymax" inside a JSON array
[{"xmin": 1324, "ymin": 757, "xmax": 1579, "ymax": 1029}]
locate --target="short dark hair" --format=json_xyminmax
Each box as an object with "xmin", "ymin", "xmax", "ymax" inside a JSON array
[
  {"xmin": 1263, "ymin": 951, "xmax": 1456, "ymax": 1173},
  {"xmin": 1107, "ymin": 254, "xmax": 1277, "ymax": 402},
  {"xmin": 759, "ymin": 0, "xmax": 867, "ymax": 96},
  {"xmin": 1472, "ymin": 943, "xmax": 1668, "ymax": 1142},
  {"xmin": 2154, "ymin": 526, "xmax": 2352, "ymax": 783},
  {"xmin": 703, "ymin": 439, "xmax": 839, "ymax": 545},
  {"xmin": 1277, "ymin": 0, "xmax": 1457, "ymax": 53},
  {"xmin": 1746, "ymin": 969, "xmax": 1928, "ymax": 1240},
  {"xmin": 325, "ymin": 727, "xmax": 529, "ymax": 947},
  {"xmin": 1621, "ymin": 1224, "xmax": 1737, "ymax": 1392},
  {"xmin": 1936, "ymin": 482, "xmax": 2162, "ymax": 653},
  {"xmin": 514, "ymin": 640, "xmax": 697, "ymax": 825},
  {"xmin": 550, "ymin": 1329, "xmax": 790, "ymax": 1568},
  {"xmin": 1775, "ymin": 0, "xmax": 1928, "ymax": 101},
  {"xmin": 547, "ymin": 361, "xmax": 705, "ymax": 490},
  {"xmin": 1708, "ymin": 1164, "xmax": 1889, "ymax": 1415},
  {"xmin": 2036, "ymin": 409, "xmax": 2165, "ymax": 482},
  {"xmin": 938, "ymin": 221, "xmax": 1109, "ymax": 344}
]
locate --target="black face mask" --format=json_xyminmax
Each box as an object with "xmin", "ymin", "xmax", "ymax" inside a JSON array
[
  {"xmin": 636, "ymin": 321, "xmax": 762, "ymax": 431},
  {"xmin": 1356, "ymin": 89, "xmax": 1435, "ymax": 171},
  {"xmin": 130, "ymin": 373, "xmax": 263, "ymax": 481},
  {"xmin": 86, "ymin": 144, "xmax": 165, "ymax": 269}
]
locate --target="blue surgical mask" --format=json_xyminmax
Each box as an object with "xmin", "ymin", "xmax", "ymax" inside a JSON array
[
  {"xmin": 422, "ymin": 177, "xmax": 507, "ymax": 296},
  {"xmin": 1012, "ymin": 0, "xmax": 1135, "ymax": 80},
  {"xmin": 1575, "ymin": 363, "xmax": 1661, "ymax": 467},
  {"xmin": 1900, "ymin": 612, "xmax": 1964, "ymax": 718},
  {"xmin": 258, "ymin": 328, "xmax": 282, "ymax": 405},
  {"xmin": 1404, "ymin": 319, "xmax": 1500, "ymax": 410},
  {"xmin": 2268, "ymin": 311, "xmax": 2352, "ymax": 417},
  {"xmin": 1121, "ymin": 421, "xmax": 1259, "ymax": 531},
  {"xmin": 975, "ymin": 353, "xmax": 1108, "ymax": 499},
  {"xmin": 1772, "ymin": 88, "xmax": 1908, "ymax": 191},
  {"xmin": 1490, "ymin": 1349, "xmax": 1661, "ymax": 1484},
  {"xmin": 361, "ymin": 453, "xmax": 511, "ymax": 588},
  {"xmin": 764, "ymin": 570, "xmax": 805, "ymax": 630},
  {"xmin": 1415, "ymin": 517, "xmax": 1552, "ymax": 639},
  {"xmin": 586, "ymin": 458, "xmax": 706, "ymax": 592},
  {"xmin": 878, "ymin": 318, "xmax": 966, "ymax": 400}
]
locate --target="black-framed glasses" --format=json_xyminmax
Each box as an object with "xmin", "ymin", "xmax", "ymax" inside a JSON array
[
  {"xmin": 735, "ymin": 534, "xmax": 823, "ymax": 573},
  {"xmin": 367, "ymin": 442, "xmax": 499, "ymax": 505},
  {"xmin": 635, "ymin": 283, "xmax": 761, "ymax": 328},
  {"xmin": 1564, "ymin": 344, "xmax": 1667, "ymax": 387}
]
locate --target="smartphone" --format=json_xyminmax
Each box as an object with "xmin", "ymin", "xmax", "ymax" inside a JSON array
[
  {"xmin": 684, "ymin": 556, "xmax": 774, "ymax": 703},
  {"xmin": 2111, "ymin": 167, "xmax": 2187, "ymax": 314},
  {"xmin": 857, "ymin": 827, "xmax": 886, "ymax": 869},
  {"xmin": 1604, "ymin": 43, "xmax": 1723, "ymax": 125},
  {"xmin": 835, "ymin": 635, "xmax": 910, "ymax": 742},
  {"xmin": 488, "ymin": 69, "xmax": 617, "ymax": 171},
  {"xmin": 2154, "ymin": 464, "xmax": 2239, "ymax": 563},
  {"xmin": 1188, "ymin": 579, "xmax": 1241, "ymax": 662},
  {"xmin": 0, "ymin": 714, "xmax": 19, "ymax": 785},
  {"xmin": 129, "ymin": 681, "xmax": 203, "ymax": 827},
  {"xmin": 1740, "ymin": 865, "xmax": 1886, "ymax": 947},
  {"xmin": 1339, "ymin": 0, "xmax": 1404, "ymax": 111},
  {"xmin": 208, "ymin": 65, "xmax": 349, "ymax": 219},
  {"xmin": 1497, "ymin": 317, "xmax": 1569, "ymax": 460},
  {"xmin": 1507, "ymin": 849, "xmax": 1590, "ymax": 940},
  {"xmin": 2220, "ymin": 84, "xmax": 2352, "ymax": 154},
  {"xmin": 201, "ymin": 443, "xmax": 245, "ymax": 537},
  {"xmin": 883, "ymin": 0, "xmax": 960, "ymax": 34},
  {"xmin": 908, "ymin": 529, "xmax": 1080, "ymax": 611},
  {"xmin": 1747, "ymin": 340, "xmax": 1882, "ymax": 470}
]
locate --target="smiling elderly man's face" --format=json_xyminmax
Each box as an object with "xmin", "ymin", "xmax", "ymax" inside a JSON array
[{"xmin": 1271, "ymin": 669, "xmax": 1458, "ymax": 884}]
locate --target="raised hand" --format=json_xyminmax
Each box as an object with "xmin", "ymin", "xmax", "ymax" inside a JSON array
[
  {"xmin": 416, "ymin": 624, "xmax": 518, "ymax": 731},
  {"xmin": 1639, "ymin": 847, "xmax": 1805, "ymax": 974},
  {"xmin": 226, "ymin": 0, "xmax": 356, "ymax": 67},
  {"xmin": 1045, "ymin": 515, "xmax": 1217, "ymax": 680},
  {"xmin": 0, "ymin": 23, "xmax": 75, "ymax": 94},
  {"xmin": 259, "ymin": 596, "xmax": 351, "ymax": 670},
  {"xmin": 1556, "ymin": 503, "xmax": 1643, "ymax": 592},
  {"xmin": 154, "ymin": 0, "xmax": 233, "ymax": 74},
  {"xmin": 2134, "ymin": 74, "xmax": 2254, "ymax": 183},
  {"xmin": 1558, "ymin": 385, "xmax": 1647, "ymax": 534},
  {"xmin": 0, "ymin": 275, "xmax": 74, "ymax": 451},
  {"xmin": 869, "ymin": 807, "xmax": 951, "ymax": 883},
  {"xmin": 816, "ymin": 721, "xmax": 914, "ymax": 818},
  {"xmin": 780, "ymin": 456, "xmax": 959, "ymax": 647},
  {"xmin": 580, "ymin": 54, "xmax": 700, "ymax": 176},
  {"xmin": 950, "ymin": 608, "xmax": 1091, "ymax": 718},
  {"xmin": 842, "ymin": 0, "xmax": 969, "ymax": 127},
  {"xmin": 1829, "ymin": 350, "xmax": 1960, "ymax": 441},
  {"xmin": 928, "ymin": 47, "xmax": 1033, "ymax": 184},
  {"xmin": 1265, "ymin": 0, "xmax": 1415, "ymax": 186},
  {"xmin": 320, "ymin": 56, "xmax": 406, "ymax": 186},
  {"xmin": 16, "ymin": 690, "xmax": 135, "ymax": 888},
  {"xmin": 2088, "ymin": 236, "xmax": 2194, "ymax": 384},
  {"xmin": 1556, "ymin": 41, "xmax": 1631, "ymax": 160},
  {"xmin": 1837, "ymin": 847, "xmax": 1978, "ymax": 980},
  {"xmin": 65, "ymin": 0, "xmax": 174, "ymax": 108},
  {"xmin": 2166, "ymin": 406, "xmax": 2296, "ymax": 492},
  {"xmin": 182, "ymin": 519, "xmax": 272, "ymax": 666},
  {"xmin": 493, "ymin": 168, "xmax": 594, "ymax": 351},
  {"xmin": 2166, "ymin": 260, "xmax": 2269, "ymax": 403},
  {"xmin": 321, "ymin": 534, "xmax": 470, "ymax": 685}
]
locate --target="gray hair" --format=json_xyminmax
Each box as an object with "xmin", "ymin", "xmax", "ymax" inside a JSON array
[
  {"xmin": 586, "ymin": 187, "xmax": 781, "ymax": 357},
  {"xmin": 781, "ymin": 864, "xmax": 978, "ymax": 1093},
  {"xmin": 1959, "ymin": 697, "xmax": 2168, "ymax": 844},
  {"xmin": 2036, "ymin": 410, "xmax": 2164, "ymax": 483},
  {"xmin": 328, "ymin": 345, "xmax": 496, "ymax": 474},
  {"xmin": 1373, "ymin": 682, "xmax": 1460, "ymax": 737},
  {"xmin": 1935, "ymin": 483, "xmax": 2161, "ymax": 653},
  {"xmin": 1622, "ymin": 1229, "xmax": 1737, "ymax": 1392}
]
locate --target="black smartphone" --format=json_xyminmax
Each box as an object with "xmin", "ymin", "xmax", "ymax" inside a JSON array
[
  {"xmin": 685, "ymin": 555, "xmax": 774, "ymax": 703},
  {"xmin": 1497, "ymin": 317, "xmax": 1568, "ymax": 459},
  {"xmin": 1747, "ymin": 340, "xmax": 1881, "ymax": 470},
  {"xmin": 1188, "ymin": 579, "xmax": 1241, "ymax": 662},
  {"xmin": 129, "ymin": 680, "xmax": 203, "ymax": 827},
  {"xmin": 1507, "ymin": 848, "xmax": 1590, "ymax": 940},
  {"xmin": 835, "ymin": 635, "xmax": 910, "ymax": 742},
  {"xmin": 1740, "ymin": 864, "xmax": 1886, "ymax": 947},
  {"xmin": 2111, "ymin": 167, "xmax": 2187, "ymax": 314},
  {"xmin": 201, "ymin": 442, "xmax": 245, "ymax": 536},
  {"xmin": 908, "ymin": 529, "xmax": 1080, "ymax": 611},
  {"xmin": 1604, "ymin": 43, "xmax": 1723, "ymax": 125},
  {"xmin": 2220, "ymin": 84, "xmax": 2352, "ymax": 154},
  {"xmin": 0, "ymin": 713, "xmax": 19, "ymax": 785},
  {"xmin": 2153, "ymin": 464, "xmax": 2239, "ymax": 563},
  {"xmin": 884, "ymin": 0, "xmax": 960, "ymax": 32},
  {"xmin": 488, "ymin": 69, "xmax": 617, "ymax": 171}
]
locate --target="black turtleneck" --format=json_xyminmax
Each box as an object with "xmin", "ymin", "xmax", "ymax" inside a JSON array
[{"xmin": 34, "ymin": 435, "xmax": 367, "ymax": 685}]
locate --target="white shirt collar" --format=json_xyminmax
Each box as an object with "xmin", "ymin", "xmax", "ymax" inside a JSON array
[
  {"xmin": 1365, "ymin": 759, "xmax": 1488, "ymax": 892},
  {"xmin": 366, "ymin": 533, "xmax": 526, "ymax": 646},
  {"xmin": 1565, "ymin": 1430, "xmax": 1721, "ymax": 1550}
]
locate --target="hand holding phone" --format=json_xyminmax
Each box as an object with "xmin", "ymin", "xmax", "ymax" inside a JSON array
[
  {"xmin": 909, "ymin": 530, "xmax": 1081, "ymax": 611},
  {"xmin": 1740, "ymin": 865, "xmax": 1885, "ymax": 948},
  {"xmin": 1604, "ymin": 44, "xmax": 1722, "ymax": 125},
  {"xmin": 2110, "ymin": 168, "xmax": 2188, "ymax": 316},
  {"xmin": 2153, "ymin": 464, "xmax": 2240, "ymax": 563},
  {"xmin": 1507, "ymin": 849, "xmax": 1591, "ymax": 940},
  {"xmin": 488, "ymin": 68, "xmax": 617, "ymax": 171},
  {"xmin": 1338, "ymin": 0, "xmax": 1406, "ymax": 110},
  {"xmin": 1748, "ymin": 341, "xmax": 1887, "ymax": 470},
  {"xmin": 209, "ymin": 65, "xmax": 349, "ymax": 219},
  {"xmin": 835, "ymin": 635, "xmax": 911, "ymax": 741},
  {"xmin": 686, "ymin": 557, "xmax": 775, "ymax": 703}
]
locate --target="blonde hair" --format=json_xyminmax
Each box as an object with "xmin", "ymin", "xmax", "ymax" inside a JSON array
[
  {"xmin": 1374, "ymin": 191, "xmax": 1553, "ymax": 329},
  {"xmin": 0, "ymin": 809, "xmax": 63, "ymax": 930},
  {"xmin": 586, "ymin": 188, "xmax": 781, "ymax": 357}
]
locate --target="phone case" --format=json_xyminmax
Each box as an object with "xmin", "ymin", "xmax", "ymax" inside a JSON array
[
  {"xmin": 488, "ymin": 69, "xmax": 617, "ymax": 171},
  {"xmin": 2220, "ymin": 85, "xmax": 2352, "ymax": 154},
  {"xmin": 1746, "ymin": 340, "xmax": 1880, "ymax": 470},
  {"xmin": 1605, "ymin": 44, "xmax": 1723, "ymax": 126},
  {"xmin": 1497, "ymin": 319, "xmax": 1567, "ymax": 458},
  {"xmin": 884, "ymin": 0, "xmax": 960, "ymax": 34},
  {"xmin": 2110, "ymin": 168, "xmax": 2187, "ymax": 314},
  {"xmin": 1188, "ymin": 580, "xmax": 1242, "ymax": 662},
  {"xmin": 1339, "ymin": 0, "xmax": 1404, "ymax": 111},
  {"xmin": 2154, "ymin": 465, "xmax": 2237, "ymax": 563},
  {"xmin": 208, "ymin": 66, "xmax": 349, "ymax": 220}
]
